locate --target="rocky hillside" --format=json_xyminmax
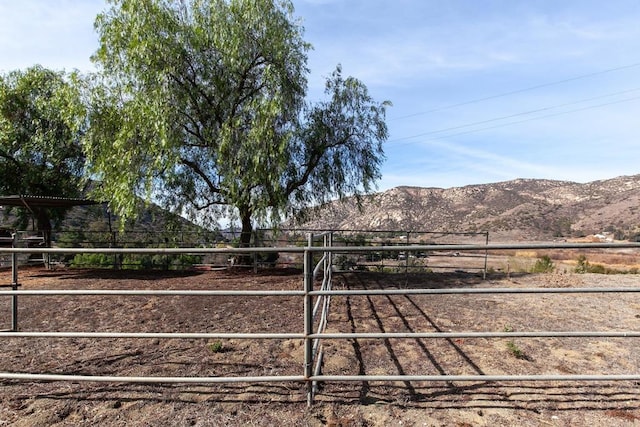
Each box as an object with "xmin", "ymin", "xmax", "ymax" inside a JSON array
[
  {"xmin": 0, "ymin": 200, "xmax": 218, "ymax": 248},
  {"xmin": 296, "ymin": 175, "xmax": 640, "ymax": 241}
]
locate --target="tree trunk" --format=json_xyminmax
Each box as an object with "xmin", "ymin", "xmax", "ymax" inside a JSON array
[
  {"xmin": 239, "ymin": 209, "xmax": 253, "ymax": 247},
  {"xmin": 237, "ymin": 208, "xmax": 253, "ymax": 266},
  {"xmin": 35, "ymin": 208, "xmax": 52, "ymax": 248}
]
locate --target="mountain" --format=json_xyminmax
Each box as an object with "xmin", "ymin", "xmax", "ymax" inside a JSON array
[
  {"xmin": 295, "ymin": 175, "xmax": 640, "ymax": 242},
  {"xmin": 0, "ymin": 199, "xmax": 217, "ymax": 247}
]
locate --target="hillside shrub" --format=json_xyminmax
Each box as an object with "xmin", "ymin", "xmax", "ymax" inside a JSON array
[
  {"xmin": 575, "ymin": 254, "xmax": 606, "ymax": 274},
  {"xmin": 531, "ymin": 255, "xmax": 554, "ymax": 273},
  {"xmin": 575, "ymin": 255, "xmax": 589, "ymax": 273}
]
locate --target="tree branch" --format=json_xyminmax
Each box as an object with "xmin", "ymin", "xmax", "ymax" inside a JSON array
[
  {"xmin": 179, "ymin": 157, "xmax": 222, "ymax": 196},
  {"xmin": 284, "ymin": 133, "xmax": 351, "ymax": 197}
]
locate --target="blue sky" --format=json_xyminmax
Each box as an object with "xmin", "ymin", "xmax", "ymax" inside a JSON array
[{"xmin": 1, "ymin": 0, "xmax": 640, "ymax": 191}]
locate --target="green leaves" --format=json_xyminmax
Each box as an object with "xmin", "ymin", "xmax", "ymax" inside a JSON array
[
  {"xmin": 88, "ymin": 0, "xmax": 389, "ymax": 238},
  {"xmin": 284, "ymin": 66, "xmax": 390, "ymax": 210},
  {"xmin": 0, "ymin": 66, "xmax": 86, "ymax": 193},
  {"xmin": 0, "ymin": 66, "xmax": 87, "ymax": 229}
]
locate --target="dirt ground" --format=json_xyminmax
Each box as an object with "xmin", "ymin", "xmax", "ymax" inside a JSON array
[{"xmin": 1, "ymin": 266, "xmax": 640, "ymax": 426}]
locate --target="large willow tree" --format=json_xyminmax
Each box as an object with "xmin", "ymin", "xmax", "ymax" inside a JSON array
[{"xmin": 87, "ymin": 0, "xmax": 389, "ymax": 245}]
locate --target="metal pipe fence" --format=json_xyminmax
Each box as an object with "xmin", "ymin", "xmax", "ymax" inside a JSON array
[
  {"xmin": 26, "ymin": 228, "xmax": 492, "ymax": 272},
  {"xmin": 308, "ymin": 231, "xmax": 333, "ymax": 399},
  {"xmin": 1, "ymin": 240, "xmax": 640, "ymax": 405}
]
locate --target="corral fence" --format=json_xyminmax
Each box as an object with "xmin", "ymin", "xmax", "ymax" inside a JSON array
[
  {"xmin": 325, "ymin": 229, "xmax": 489, "ymax": 276},
  {"xmin": 3, "ymin": 227, "xmax": 490, "ymax": 273},
  {"xmin": 1, "ymin": 238, "xmax": 640, "ymax": 405}
]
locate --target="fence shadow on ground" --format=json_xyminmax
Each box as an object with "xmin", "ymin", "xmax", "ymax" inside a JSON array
[
  {"xmin": 323, "ymin": 271, "xmax": 640, "ymax": 415},
  {"xmin": 335, "ymin": 271, "xmax": 489, "ymax": 290},
  {"xmin": 3, "ymin": 380, "xmax": 638, "ymax": 413},
  {"xmin": 339, "ymin": 272, "xmax": 487, "ymax": 404}
]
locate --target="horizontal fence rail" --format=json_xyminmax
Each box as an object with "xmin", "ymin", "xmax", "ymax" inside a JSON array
[
  {"xmin": 0, "ymin": 290, "xmax": 305, "ymax": 296},
  {"xmin": 4, "ymin": 331, "xmax": 637, "ymax": 340},
  {"xmin": 4, "ymin": 241, "xmax": 640, "ymax": 255},
  {"xmin": 1, "ymin": 239, "xmax": 640, "ymax": 405},
  {"xmin": 3, "ymin": 287, "xmax": 640, "ymax": 296},
  {"xmin": 0, "ymin": 332, "xmax": 304, "ymax": 339},
  {"xmin": 309, "ymin": 374, "xmax": 640, "ymax": 382},
  {"xmin": 0, "ymin": 373, "xmax": 305, "ymax": 384},
  {"xmin": 310, "ymin": 331, "xmax": 640, "ymax": 339},
  {"xmin": 308, "ymin": 287, "xmax": 640, "ymax": 295}
]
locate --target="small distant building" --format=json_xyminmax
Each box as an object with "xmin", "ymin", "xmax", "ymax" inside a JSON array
[{"xmin": 593, "ymin": 232, "xmax": 614, "ymax": 242}]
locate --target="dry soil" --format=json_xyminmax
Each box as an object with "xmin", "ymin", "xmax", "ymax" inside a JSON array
[{"xmin": 1, "ymin": 267, "xmax": 639, "ymax": 426}]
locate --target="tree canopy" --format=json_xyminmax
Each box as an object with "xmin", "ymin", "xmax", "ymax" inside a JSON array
[
  {"xmin": 0, "ymin": 66, "xmax": 86, "ymax": 240},
  {"xmin": 87, "ymin": 0, "xmax": 390, "ymax": 244}
]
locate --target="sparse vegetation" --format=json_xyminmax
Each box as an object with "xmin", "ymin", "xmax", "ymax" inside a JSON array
[
  {"xmin": 506, "ymin": 340, "xmax": 528, "ymax": 360},
  {"xmin": 531, "ymin": 255, "xmax": 554, "ymax": 273},
  {"xmin": 503, "ymin": 325, "xmax": 530, "ymax": 360},
  {"xmin": 506, "ymin": 256, "xmax": 533, "ymax": 273},
  {"xmin": 70, "ymin": 252, "xmax": 203, "ymax": 270},
  {"xmin": 209, "ymin": 341, "xmax": 224, "ymax": 353},
  {"xmin": 575, "ymin": 254, "xmax": 590, "ymax": 274},
  {"xmin": 70, "ymin": 253, "xmax": 113, "ymax": 268},
  {"xmin": 574, "ymin": 254, "xmax": 633, "ymax": 274}
]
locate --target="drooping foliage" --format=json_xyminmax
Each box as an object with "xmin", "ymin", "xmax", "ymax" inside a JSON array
[
  {"xmin": 0, "ymin": 66, "xmax": 86, "ymax": 238},
  {"xmin": 87, "ymin": 0, "xmax": 389, "ymax": 245}
]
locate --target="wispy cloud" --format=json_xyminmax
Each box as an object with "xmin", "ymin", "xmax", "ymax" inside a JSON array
[
  {"xmin": 301, "ymin": 1, "xmax": 640, "ymax": 91},
  {"xmin": 0, "ymin": 0, "xmax": 102, "ymax": 72},
  {"xmin": 411, "ymin": 139, "xmax": 558, "ymax": 176}
]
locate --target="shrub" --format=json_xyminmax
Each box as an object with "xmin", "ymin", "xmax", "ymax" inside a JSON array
[
  {"xmin": 588, "ymin": 263, "xmax": 606, "ymax": 274},
  {"xmin": 531, "ymin": 255, "xmax": 554, "ymax": 273},
  {"xmin": 70, "ymin": 252, "xmax": 203, "ymax": 270},
  {"xmin": 575, "ymin": 255, "xmax": 606, "ymax": 274},
  {"xmin": 173, "ymin": 254, "xmax": 203, "ymax": 268},
  {"xmin": 575, "ymin": 254, "xmax": 589, "ymax": 274},
  {"xmin": 209, "ymin": 341, "xmax": 224, "ymax": 353},
  {"xmin": 506, "ymin": 341, "xmax": 528, "ymax": 360},
  {"xmin": 70, "ymin": 253, "xmax": 114, "ymax": 268}
]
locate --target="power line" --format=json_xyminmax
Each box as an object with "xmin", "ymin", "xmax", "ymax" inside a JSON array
[
  {"xmin": 391, "ymin": 87, "xmax": 640, "ymax": 143},
  {"xmin": 391, "ymin": 61, "xmax": 640, "ymax": 121},
  {"xmin": 391, "ymin": 94, "xmax": 640, "ymax": 147}
]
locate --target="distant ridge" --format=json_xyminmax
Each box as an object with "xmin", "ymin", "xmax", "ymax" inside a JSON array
[
  {"xmin": 1, "ymin": 198, "xmax": 208, "ymax": 237},
  {"xmin": 295, "ymin": 175, "xmax": 640, "ymax": 241}
]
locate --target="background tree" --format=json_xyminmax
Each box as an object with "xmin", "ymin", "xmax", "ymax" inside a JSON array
[
  {"xmin": 0, "ymin": 66, "xmax": 86, "ymax": 244},
  {"xmin": 87, "ymin": 0, "xmax": 389, "ymax": 247}
]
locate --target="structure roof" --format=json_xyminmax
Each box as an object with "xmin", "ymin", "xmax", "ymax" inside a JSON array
[{"xmin": 0, "ymin": 195, "xmax": 102, "ymax": 209}]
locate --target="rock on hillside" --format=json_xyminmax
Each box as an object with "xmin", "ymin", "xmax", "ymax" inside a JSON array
[{"xmin": 295, "ymin": 175, "xmax": 640, "ymax": 241}]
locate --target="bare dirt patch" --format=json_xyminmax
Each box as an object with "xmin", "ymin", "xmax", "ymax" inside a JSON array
[{"xmin": 1, "ymin": 267, "xmax": 640, "ymax": 426}]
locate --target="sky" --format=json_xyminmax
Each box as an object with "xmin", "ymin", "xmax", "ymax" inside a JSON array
[{"xmin": 1, "ymin": 0, "xmax": 640, "ymax": 191}]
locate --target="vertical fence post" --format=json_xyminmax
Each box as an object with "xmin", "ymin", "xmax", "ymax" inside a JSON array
[
  {"xmin": 405, "ymin": 231, "xmax": 410, "ymax": 274},
  {"xmin": 483, "ymin": 231, "xmax": 489, "ymax": 280},
  {"xmin": 10, "ymin": 233, "xmax": 18, "ymax": 332},
  {"xmin": 327, "ymin": 232, "xmax": 333, "ymax": 282},
  {"xmin": 304, "ymin": 234, "xmax": 314, "ymax": 406}
]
